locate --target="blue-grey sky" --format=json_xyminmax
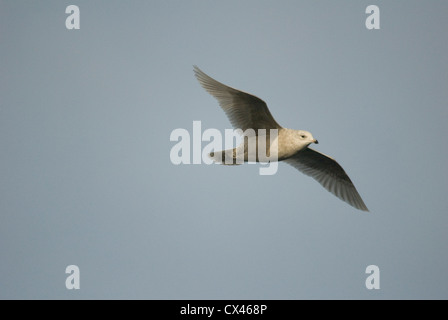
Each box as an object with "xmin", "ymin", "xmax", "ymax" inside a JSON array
[{"xmin": 1, "ymin": 1, "xmax": 447, "ymax": 299}]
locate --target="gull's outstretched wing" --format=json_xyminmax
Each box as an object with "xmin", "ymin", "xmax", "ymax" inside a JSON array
[
  {"xmin": 194, "ymin": 66, "xmax": 282, "ymax": 131},
  {"xmin": 285, "ymin": 148, "xmax": 369, "ymax": 211}
]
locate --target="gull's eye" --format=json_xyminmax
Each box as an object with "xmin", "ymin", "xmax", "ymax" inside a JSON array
[{"xmin": 301, "ymin": 135, "xmax": 306, "ymax": 139}]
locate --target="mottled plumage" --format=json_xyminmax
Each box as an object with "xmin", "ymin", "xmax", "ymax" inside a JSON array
[{"xmin": 194, "ymin": 66, "xmax": 368, "ymax": 211}]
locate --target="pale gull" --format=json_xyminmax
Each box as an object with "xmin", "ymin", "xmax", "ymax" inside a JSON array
[{"xmin": 193, "ymin": 66, "xmax": 368, "ymax": 212}]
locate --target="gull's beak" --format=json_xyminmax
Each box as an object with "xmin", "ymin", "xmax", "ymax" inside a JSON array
[{"xmin": 313, "ymin": 139, "xmax": 319, "ymax": 144}]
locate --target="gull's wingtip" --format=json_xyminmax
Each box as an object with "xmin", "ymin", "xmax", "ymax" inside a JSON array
[
  {"xmin": 358, "ymin": 203, "xmax": 370, "ymax": 212},
  {"xmin": 193, "ymin": 65, "xmax": 205, "ymax": 80}
]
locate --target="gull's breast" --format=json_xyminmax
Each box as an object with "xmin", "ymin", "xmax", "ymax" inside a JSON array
[{"xmin": 276, "ymin": 129, "xmax": 304, "ymax": 160}]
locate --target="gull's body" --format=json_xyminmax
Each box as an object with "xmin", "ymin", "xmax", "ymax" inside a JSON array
[{"xmin": 194, "ymin": 66, "xmax": 368, "ymax": 211}]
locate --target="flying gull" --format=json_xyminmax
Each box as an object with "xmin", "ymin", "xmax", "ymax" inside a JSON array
[{"xmin": 193, "ymin": 66, "xmax": 368, "ymax": 211}]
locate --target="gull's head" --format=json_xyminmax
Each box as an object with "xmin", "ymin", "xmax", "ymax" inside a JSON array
[{"xmin": 295, "ymin": 130, "xmax": 318, "ymax": 146}]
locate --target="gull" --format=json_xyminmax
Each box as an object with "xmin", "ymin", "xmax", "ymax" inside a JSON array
[{"xmin": 193, "ymin": 66, "xmax": 368, "ymax": 211}]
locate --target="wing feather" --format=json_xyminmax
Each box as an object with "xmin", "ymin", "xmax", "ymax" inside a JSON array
[
  {"xmin": 194, "ymin": 66, "xmax": 282, "ymax": 131},
  {"xmin": 285, "ymin": 148, "xmax": 369, "ymax": 211}
]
